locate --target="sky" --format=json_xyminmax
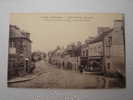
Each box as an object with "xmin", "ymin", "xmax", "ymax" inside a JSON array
[{"xmin": 10, "ymin": 13, "xmax": 123, "ymax": 53}]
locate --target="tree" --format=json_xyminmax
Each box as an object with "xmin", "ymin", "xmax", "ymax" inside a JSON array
[{"xmin": 43, "ymin": 52, "xmax": 47, "ymax": 58}]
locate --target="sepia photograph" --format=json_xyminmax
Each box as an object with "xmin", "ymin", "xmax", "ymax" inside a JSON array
[{"xmin": 8, "ymin": 13, "xmax": 126, "ymax": 89}]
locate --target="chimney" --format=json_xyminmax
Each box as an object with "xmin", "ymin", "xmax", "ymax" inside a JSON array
[
  {"xmin": 26, "ymin": 32, "xmax": 30, "ymax": 39},
  {"xmin": 113, "ymin": 20, "xmax": 124, "ymax": 30}
]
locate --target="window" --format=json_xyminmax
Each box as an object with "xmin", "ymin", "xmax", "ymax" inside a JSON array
[
  {"xmin": 98, "ymin": 46, "xmax": 101, "ymax": 55},
  {"xmin": 105, "ymin": 36, "xmax": 112, "ymax": 47},
  {"xmin": 9, "ymin": 41, "xmax": 15, "ymax": 48},
  {"xmin": 86, "ymin": 49, "xmax": 88, "ymax": 56},
  {"xmin": 106, "ymin": 46, "xmax": 111, "ymax": 58},
  {"xmin": 83, "ymin": 51, "xmax": 85, "ymax": 56},
  {"xmin": 106, "ymin": 36, "xmax": 112, "ymax": 57},
  {"xmin": 95, "ymin": 47, "xmax": 97, "ymax": 56},
  {"xmin": 108, "ymin": 37, "xmax": 112, "ymax": 46},
  {"xmin": 107, "ymin": 63, "xmax": 110, "ymax": 70}
]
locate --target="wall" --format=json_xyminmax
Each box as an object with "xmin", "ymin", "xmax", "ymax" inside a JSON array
[
  {"xmin": 89, "ymin": 41, "xmax": 103, "ymax": 57},
  {"xmin": 0, "ymin": 0, "xmax": 133, "ymax": 100},
  {"xmin": 104, "ymin": 20, "xmax": 125, "ymax": 75}
]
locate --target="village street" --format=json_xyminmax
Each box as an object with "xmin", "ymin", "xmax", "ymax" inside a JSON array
[{"xmin": 9, "ymin": 60, "xmax": 109, "ymax": 89}]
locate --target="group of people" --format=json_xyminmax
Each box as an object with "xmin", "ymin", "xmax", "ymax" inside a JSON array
[{"xmin": 79, "ymin": 60, "xmax": 102, "ymax": 73}]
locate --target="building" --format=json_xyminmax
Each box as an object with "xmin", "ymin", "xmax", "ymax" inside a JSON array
[
  {"xmin": 82, "ymin": 27, "xmax": 111, "ymax": 72},
  {"xmin": 80, "ymin": 42, "xmax": 89, "ymax": 71},
  {"xmin": 48, "ymin": 20, "xmax": 125, "ymax": 78},
  {"xmin": 8, "ymin": 25, "xmax": 32, "ymax": 79},
  {"xmin": 104, "ymin": 20, "xmax": 125, "ymax": 77},
  {"xmin": 64, "ymin": 43, "xmax": 81, "ymax": 71},
  {"xmin": 80, "ymin": 20, "xmax": 125, "ymax": 78},
  {"xmin": 48, "ymin": 42, "xmax": 81, "ymax": 71},
  {"xmin": 48, "ymin": 46, "xmax": 61, "ymax": 66}
]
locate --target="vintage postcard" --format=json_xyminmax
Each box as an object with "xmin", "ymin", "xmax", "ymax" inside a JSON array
[{"xmin": 8, "ymin": 13, "xmax": 126, "ymax": 89}]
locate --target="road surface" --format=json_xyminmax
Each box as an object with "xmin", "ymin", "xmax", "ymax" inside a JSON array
[{"xmin": 9, "ymin": 60, "xmax": 109, "ymax": 89}]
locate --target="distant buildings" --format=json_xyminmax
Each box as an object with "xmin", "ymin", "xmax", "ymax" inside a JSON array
[
  {"xmin": 8, "ymin": 25, "xmax": 32, "ymax": 79},
  {"xmin": 31, "ymin": 51, "xmax": 46, "ymax": 62},
  {"xmin": 48, "ymin": 43, "xmax": 81, "ymax": 71}
]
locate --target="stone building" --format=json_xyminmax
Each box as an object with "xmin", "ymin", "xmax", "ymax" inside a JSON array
[
  {"xmin": 48, "ymin": 19, "xmax": 125, "ymax": 78},
  {"xmin": 8, "ymin": 25, "xmax": 32, "ymax": 79},
  {"xmin": 104, "ymin": 20, "xmax": 125, "ymax": 77},
  {"xmin": 80, "ymin": 20, "xmax": 125, "ymax": 77},
  {"xmin": 84, "ymin": 27, "xmax": 111, "ymax": 72}
]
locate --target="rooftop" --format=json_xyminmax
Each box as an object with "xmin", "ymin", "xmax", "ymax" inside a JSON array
[{"xmin": 9, "ymin": 24, "xmax": 31, "ymax": 42}]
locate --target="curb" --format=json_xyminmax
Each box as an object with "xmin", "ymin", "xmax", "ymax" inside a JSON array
[{"xmin": 8, "ymin": 72, "xmax": 43, "ymax": 84}]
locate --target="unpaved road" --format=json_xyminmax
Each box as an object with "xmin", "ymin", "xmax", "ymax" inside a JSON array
[{"xmin": 9, "ymin": 60, "xmax": 106, "ymax": 89}]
